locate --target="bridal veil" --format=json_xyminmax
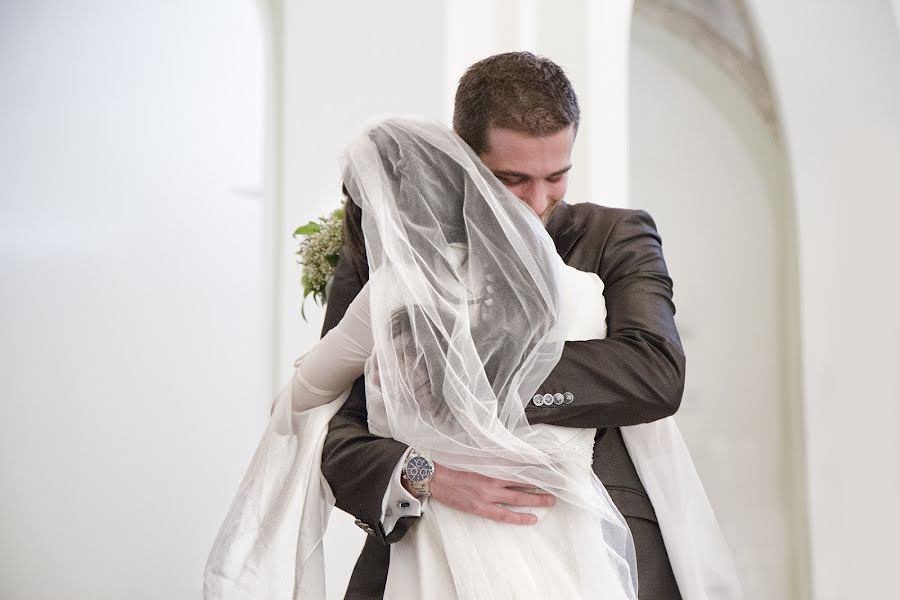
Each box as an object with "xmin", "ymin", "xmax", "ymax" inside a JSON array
[{"xmin": 203, "ymin": 117, "xmax": 740, "ymax": 599}]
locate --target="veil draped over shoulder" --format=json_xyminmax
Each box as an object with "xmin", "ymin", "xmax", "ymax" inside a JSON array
[
  {"xmin": 341, "ymin": 118, "xmax": 639, "ymax": 598},
  {"xmin": 203, "ymin": 118, "xmax": 741, "ymax": 600}
]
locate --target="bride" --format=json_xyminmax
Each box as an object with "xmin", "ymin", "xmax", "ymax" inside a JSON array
[{"xmin": 203, "ymin": 118, "xmax": 740, "ymax": 599}]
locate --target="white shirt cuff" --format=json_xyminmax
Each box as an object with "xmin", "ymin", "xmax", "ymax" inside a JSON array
[{"xmin": 380, "ymin": 446, "xmax": 427, "ymax": 536}]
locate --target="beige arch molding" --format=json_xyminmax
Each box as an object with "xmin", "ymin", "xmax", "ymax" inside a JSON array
[{"xmin": 634, "ymin": 0, "xmax": 779, "ymax": 135}]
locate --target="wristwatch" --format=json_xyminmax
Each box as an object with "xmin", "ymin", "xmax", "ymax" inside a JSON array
[{"xmin": 401, "ymin": 449, "xmax": 435, "ymax": 497}]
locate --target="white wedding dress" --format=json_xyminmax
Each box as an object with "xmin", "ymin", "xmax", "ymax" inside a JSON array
[
  {"xmin": 204, "ymin": 248, "xmax": 742, "ymax": 599},
  {"xmin": 381, "ymin": 252, "xmax": 622, "ymax": 599},
  {"xmin": 205, "ymin": 117, "xmax": 741, "ymax": 599},
  {"xmin": 293, "ymin": 248, "xmax": 628, "ymax": 599}
]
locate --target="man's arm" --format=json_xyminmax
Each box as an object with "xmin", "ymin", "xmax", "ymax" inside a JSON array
[
  {"xmin": 319, "ymin": 244, "xmax": 554, "ymax": 540},
  {"xmin": 526, "ymin": 209, "xmax": 686, "ymax": 428}
]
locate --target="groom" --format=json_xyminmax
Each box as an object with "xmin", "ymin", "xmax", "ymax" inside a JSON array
[{"xmin": 321, "ymin": 52, "xmax": 685, "ymax": 599}]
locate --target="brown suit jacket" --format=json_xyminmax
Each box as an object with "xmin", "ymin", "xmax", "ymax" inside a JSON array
[{"xmin": 320, "ymin": 201, "xmax": 685, "ymax": 599}]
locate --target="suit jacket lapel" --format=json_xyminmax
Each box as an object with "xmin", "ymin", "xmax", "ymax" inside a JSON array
[{"xmin": 545, "ymin": 200, "xmax": 584, "ymax": 260}]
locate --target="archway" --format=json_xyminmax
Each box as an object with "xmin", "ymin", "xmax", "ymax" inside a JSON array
[{"xmin": 629, "ymin": 2, "xmax": 809, "ymax": 598}]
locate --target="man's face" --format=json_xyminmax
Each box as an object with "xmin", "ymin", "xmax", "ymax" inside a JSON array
[{"xmin": 479, "ymin": 125, "xmax": 575, "ymax": 224}]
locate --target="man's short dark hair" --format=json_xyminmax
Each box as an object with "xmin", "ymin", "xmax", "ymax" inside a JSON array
[{"xmin": 453, "ymin": 51, "xmax": 580, "ymax": 154}]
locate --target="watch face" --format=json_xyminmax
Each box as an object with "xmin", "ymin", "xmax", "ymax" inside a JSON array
[{"xmin": 406, "ymin": 456, "xmax": 434, "ymax": 482}]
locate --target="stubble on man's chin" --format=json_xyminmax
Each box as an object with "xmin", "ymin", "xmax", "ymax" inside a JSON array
[{"xmin": 540, "ymin": 201, "xmax": 563, "ymax": 227}]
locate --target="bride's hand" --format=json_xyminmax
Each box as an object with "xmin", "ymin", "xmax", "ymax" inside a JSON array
[{"xmin": 424, "ymin": 463, "xmax": 556, "ymax": 525}]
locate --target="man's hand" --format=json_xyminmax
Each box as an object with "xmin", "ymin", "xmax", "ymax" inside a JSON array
[{"xmin": 410, "ymin": 462, "xmax": 556, "ymax": 525}]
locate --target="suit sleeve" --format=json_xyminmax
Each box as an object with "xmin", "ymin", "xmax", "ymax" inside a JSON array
[
  {"xmin": 526, "ymin": 209, "xmax": 686, "ymax": 428},
  {"xmin": 319, "ymin": 245, "xmax": 417, "ymax": 545}
]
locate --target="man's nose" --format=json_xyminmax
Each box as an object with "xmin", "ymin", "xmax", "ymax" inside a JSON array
[{"xmin": 517, "ymin": 182, "xmax": 549, "ymax": 217}]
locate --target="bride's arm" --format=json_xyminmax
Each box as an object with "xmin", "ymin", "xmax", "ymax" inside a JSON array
[
  {"xmin": 318, "ymin": 246, "xmax": 417, "ymax": 545},
  {"xmin": 291, "ymin": 282, "xmax": 373, "ymax": 410}
]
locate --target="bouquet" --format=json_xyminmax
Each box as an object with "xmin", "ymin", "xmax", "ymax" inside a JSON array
[{"xmin": 294, "ymin": 206, "xmax": 344, "ymax": 321}]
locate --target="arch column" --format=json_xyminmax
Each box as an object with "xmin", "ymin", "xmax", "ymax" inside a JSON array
[{"xmin": 748, "ymin": 2, "xmax": 900, "ymax": 597}]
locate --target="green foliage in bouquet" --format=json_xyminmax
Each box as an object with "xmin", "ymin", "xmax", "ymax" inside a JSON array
[{"xmin": 294, "ymin": 206, "xmax": 344, "ymax": 321}]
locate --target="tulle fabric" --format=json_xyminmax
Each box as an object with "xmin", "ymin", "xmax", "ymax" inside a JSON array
[
  {"xmin": 621, "ymin": 420, "xmax": 744, "ymax": 599},
  {"xmin": 340, "ymin": 117, "xmax": 639, "ymax": 598},
  {"xmin": 203, "ymin": 287, "xmax": 377, "ymax": 598},
  {"xmin": 203, "ymin": 117, "xmax": 742, "ymax": 599},
  {"xmin": 202, "ymin": 371, "xmax": 345, "ymax": 599}
]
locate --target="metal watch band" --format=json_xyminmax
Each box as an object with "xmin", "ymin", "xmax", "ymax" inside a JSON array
[{"xmin": 403, "ymin": 449, "xmax": 434, "ymax": 497}]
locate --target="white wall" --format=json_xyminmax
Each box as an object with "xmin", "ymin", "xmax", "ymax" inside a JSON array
[
  {"xmin": 748, "ymin": 1, "xmax": 900, "ymax": 597},
  {"xmin": 629, "ymin": 17, "xmax": 797, "ymax": 599},
  {"xmin": 0, "ymin": 2, "xmax": 269, "ymax": 598}
]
